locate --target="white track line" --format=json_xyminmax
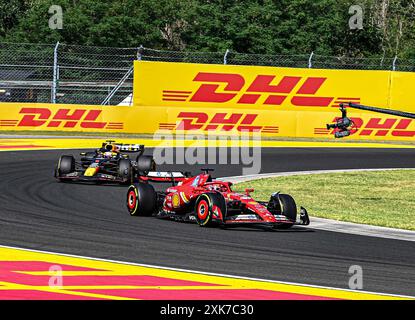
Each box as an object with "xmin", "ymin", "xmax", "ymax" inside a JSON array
[{"xmin": 221, "ymin": 168, "xmax": 415, "ymax": 183}]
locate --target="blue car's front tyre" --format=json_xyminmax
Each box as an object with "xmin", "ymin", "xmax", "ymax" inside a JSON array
[
  {"xmin": 55, "ymin": 155, "xmax": 75, "ymax": 182},
  {"xmin": 57, "ymin": 155, "xmax": 75, "ymax": 175}
]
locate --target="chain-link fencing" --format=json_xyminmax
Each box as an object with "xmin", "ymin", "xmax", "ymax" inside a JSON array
[
  {"xmin": 0, "ymin": 42, "xmax": 54, "ymax": 103},
  {"xmin": 0, "ymin": 42, "xmax": 138, "ymax": 105},
  {"xmin": 1, "ymin": 42, "xmax": 415, "ymax": 105}
]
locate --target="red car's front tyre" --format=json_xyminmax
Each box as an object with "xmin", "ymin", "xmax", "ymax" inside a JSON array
[{"xmin": 195, "ymin": 193, "xmax": 226, "ymax": 227}]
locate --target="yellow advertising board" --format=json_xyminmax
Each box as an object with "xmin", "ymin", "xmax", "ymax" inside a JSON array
[
  {"xmin": 0, "ymin": 102, "xmax": 167, "ymax": 134},
  {"xmin": 133, "ymin": 61, "xmax": 415, "ymax": 140},
  {"xmin": 134, "ymin": 61, "xmax": 392, "ymax": 111},
  {"xmin": 389, "ymin": 71, "xmax": 415, "ymax": 111},
  {"xmin": 0, "ymin": 61, "xmax": 415, "ymax": 141}
]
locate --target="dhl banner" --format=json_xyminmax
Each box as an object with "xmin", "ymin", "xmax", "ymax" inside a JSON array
[
  {"xmin": 389, "ymin": 71, "xmax": 415, "ymax": 108},
  {"xmin": 133, "ymin": 61, "xmax": 415, "ymax": 140},
  {"xmin": 0, "ymin": 61, "xmax": 415, "ymax": 141},
  {"xmin": 0, "ymin": 102, "xmax": 166, "ymax": 134},
  {"xmin": 134, "ymin": 61, "xmax": 392, "ymax": 111}
]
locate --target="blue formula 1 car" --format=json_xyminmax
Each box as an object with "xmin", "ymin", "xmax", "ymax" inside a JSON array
[{"xmin": 54, "ymin": 140, "xmax": 156, "ymax": 184}]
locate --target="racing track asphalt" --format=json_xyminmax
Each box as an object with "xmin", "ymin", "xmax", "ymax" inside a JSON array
[{"xmin": 0, "ymin": 147, "xmax": 414, "ymax": 296}]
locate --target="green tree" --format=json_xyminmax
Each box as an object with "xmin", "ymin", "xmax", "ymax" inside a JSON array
[
  {"xmin": 0, "ymin": 0, "xmax": 34, "ymax": 38},
  {"xmin": 1, "ymin": 0, "xmax": 414, "ymax": 59}
]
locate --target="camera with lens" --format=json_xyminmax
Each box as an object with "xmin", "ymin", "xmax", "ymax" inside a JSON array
[{"xmin": 326, "ymin": 104, "xmax": 353, "ymax": 138}]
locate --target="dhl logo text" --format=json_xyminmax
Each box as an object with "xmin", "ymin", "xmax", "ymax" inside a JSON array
[
  {"xmin": 0, "ymin": 108, "xmax": 123, "ymax": 130},
  {"xmin": 315, "ymin": 117, "xmax": 415, "ymax": 137},
  {"xmin": 159, "ymin": 112, "xmax": 279, "ymax": 133},
  {"xmin": 162, "ymin": 72, "xmax": 360, "ymax": 107}
]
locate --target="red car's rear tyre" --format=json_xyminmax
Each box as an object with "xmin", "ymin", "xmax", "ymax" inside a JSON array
[
  {"xmin": 136, "ymin": 155, "xmax": 156, "ymax": 175},
  {"xmin": 195, "ymin": 193, "xmax": 226, "ymax": 227},
  {"xmin": 127, "ymin": 183, "xmax": 157, "ymax": 216}
]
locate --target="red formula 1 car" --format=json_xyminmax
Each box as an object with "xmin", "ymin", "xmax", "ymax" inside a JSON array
[{"xmin": 126, "ymin": 169, "xmax": 310, "ymax": 229}]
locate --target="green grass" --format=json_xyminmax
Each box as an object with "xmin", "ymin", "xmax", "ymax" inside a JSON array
[{"xmin": 235, "ymin": 170, "xmax": 415, "ymax": 230}]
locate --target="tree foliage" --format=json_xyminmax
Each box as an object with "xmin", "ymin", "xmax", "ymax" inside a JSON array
[
  {"xmin": 0, "ymin": 0, "xmax": 34, "ymax": 38},
  {"xmin": 1, "ymin": 0, "xmax": 414, "ymax": 58}
]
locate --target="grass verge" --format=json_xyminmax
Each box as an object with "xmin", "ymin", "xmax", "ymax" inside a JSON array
[{"xmin": 235, "ymin": 170, "xmax": 415, "ymax": 230}]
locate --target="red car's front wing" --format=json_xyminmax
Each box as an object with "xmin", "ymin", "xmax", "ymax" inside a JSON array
[{"xmin": 157, "ymin": 208, "xmax": 310, "ymax": 229}]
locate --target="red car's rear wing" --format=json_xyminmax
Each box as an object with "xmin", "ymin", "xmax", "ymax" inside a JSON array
[
  {"xmin": 116, "ymin": 144, "xmax": 144, "ymax": 153},
  {"xmin": 140, "ymin": 171, "xmax": 190, "ymax": 183}
]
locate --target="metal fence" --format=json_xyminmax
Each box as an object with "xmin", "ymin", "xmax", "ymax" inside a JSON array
[
  {"xmin": 1, "ymin": 42, "xmax": 415, "ymax": 105},
  {"xmin": 0, "ymin": 42, "xmax": 137, "ymax": 105}
]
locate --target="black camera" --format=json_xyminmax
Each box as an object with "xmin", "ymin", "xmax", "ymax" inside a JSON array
[
  {"xmin": 326, "ymin": 104, "xmax": 353, "ymax": 138},
  {"xmin": 326, "ymin": 117, "xmax": 351, "ymax": 130},
  {"xmin": 333, "ymin": 130, "xmax": 351, "ymax": 138}
]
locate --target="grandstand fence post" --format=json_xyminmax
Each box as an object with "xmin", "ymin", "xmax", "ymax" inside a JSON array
[
  {"xmin": 224, "ymin": 49, "xmax": 230, "ymax": 65},
  {"xmin": 308, "ymin": 51, "xmax": 314, "ymax": 68},
  {"xmin": 137, "ymin": 45, "xmax": 144, "ymax": 60},
  {"xmin": 392, "ymin": 56, "xmax": 397, "ymax": 71},
  {"xmin": 51, "ymin": 41, "xmax": 60, "ymax": 103}
]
